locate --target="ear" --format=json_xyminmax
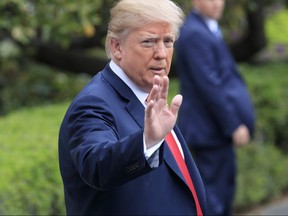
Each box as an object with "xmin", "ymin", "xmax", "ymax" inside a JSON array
[{"xmin": 110, "ymin": 38, "xmax": 122, "ymax": 61}]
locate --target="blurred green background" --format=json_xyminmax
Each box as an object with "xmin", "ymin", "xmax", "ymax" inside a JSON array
[{"xmin": 0, "ymin": 0, "xmax": 288, "ymax": 215}]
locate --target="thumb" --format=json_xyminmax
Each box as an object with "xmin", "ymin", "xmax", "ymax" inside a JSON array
[{"xmin": 170, "ymin": 94, "xmax": 183, "ymax": 115}]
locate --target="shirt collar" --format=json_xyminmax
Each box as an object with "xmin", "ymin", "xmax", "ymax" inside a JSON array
[
  {"xmin": 193, "ymin": 9, "xmax": 219, "ymax": 34},
  {"xmin": 204, "ymin": 17, "xmax": 219, "ymax": 34},
  {"xmin": 109, "ymin": 60, "xmax": 149, "ymax": 107}
]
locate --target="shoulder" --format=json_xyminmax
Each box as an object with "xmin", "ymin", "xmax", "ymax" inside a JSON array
[
  {"xmin": 65, "ymin": 66, "xmax": 115, "ymax": 110},
  {"xmin": 180, "ymin": 12, "xmax": 209, "ymax": 38}
]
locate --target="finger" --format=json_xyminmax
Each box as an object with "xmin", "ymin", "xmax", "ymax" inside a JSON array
[
  {"xmin": 145, "ymin": 99, "xmax": 155, "ymax": 119},
  {"xmin": 170, "ymin": 94, "xmax": 183, "ymax": 116},
  {"xmin": 153, "ymin": 75, "xmax": 161, "ymax": 85},
  {"xmin": 146, "ymin": 84, "xmax": 158, "ymax": 108},
  {"xmin": 159, "ymin": 76, "xmax": 169, "ymax": 100},
  {"xmin": 147, "ymin": 76, "xmax": 161, "ymax": 103}
]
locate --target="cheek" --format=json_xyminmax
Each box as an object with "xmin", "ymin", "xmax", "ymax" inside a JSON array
[
  {"xmin": 167, "ymin": 50, "xmax": 174, "ymax": 60},
  {"xmin": 133, "ymin": 54, "xmax": 152, "ymax": 72},
  {"xmin": 166, "ymin": 51, "xmax": 174, "ymax": 64}
]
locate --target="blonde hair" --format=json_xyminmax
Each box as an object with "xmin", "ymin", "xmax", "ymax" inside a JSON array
[{"xmin": 105, "ymin": 0, "xmax": 184, "ymax": 59}]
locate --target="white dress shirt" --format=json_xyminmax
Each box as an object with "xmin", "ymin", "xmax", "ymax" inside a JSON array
[{"xmin": 205, "ymin": 18, "xmax": 222, "ymax": 38}]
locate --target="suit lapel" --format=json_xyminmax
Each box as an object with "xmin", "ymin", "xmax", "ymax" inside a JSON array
[
  {"xmin": 163, "ymin": 127, "xmax": 189, "ymax": 184},
  {"xmin": 126, "ymin": 100, "xmax": 145, "ymax": 128},
  {"xmin": 101, "ymin": 64, "xmax": 145, "ymax": 128},
  {"xmin": 173, "ymin": 126, "xmax": 206, "ymax": 206},
  {"xmin": 164, "ymin": 126, "xmax": 203, "ymax": 191},
  {"xmin": 163, "ymin": 141, "xmax": 186, "ymax": 182}
]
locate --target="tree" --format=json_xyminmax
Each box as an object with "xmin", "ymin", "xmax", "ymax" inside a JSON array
[
  {"xmin": 0, "ymin": 0, "xmax": 286, "ymax": 74},
  {"xmin": 0, "ymin": 0, "xmax": 111, "ymax": 73},
  {"xmin": 222, "ymin": 0, "xmax": 285, "ymax": 62}
]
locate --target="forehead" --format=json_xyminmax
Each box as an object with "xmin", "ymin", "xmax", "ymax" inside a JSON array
[
  {"xmin": 199, "ymin": 0, "xmax": 224, "ymax": 5},
  {"xmin": 132, "ymin": 22, "xmax": 175, "ymax": 36}
]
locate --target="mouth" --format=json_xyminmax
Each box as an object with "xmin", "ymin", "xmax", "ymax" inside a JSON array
[{"xmin": 150, "ymin": 67, "xmax": 166, "ymax": 75}]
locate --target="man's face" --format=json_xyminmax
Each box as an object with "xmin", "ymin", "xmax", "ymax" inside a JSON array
[
  {"xmin": 194, "ymin": 0, "xmax": 225, "ymax": 20},
  {"xmin": 112, "ymin": 22, "xmax": 175, "ymax": 92}
]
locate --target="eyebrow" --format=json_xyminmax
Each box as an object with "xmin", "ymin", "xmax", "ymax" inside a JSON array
[{"xmin": 139, "ymin": 32, "xmax": 175, "ymax": 40}]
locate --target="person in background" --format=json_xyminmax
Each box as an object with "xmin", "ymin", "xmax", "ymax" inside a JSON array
[
  {"xmin": 58, "ymin": 0, "xmax": 206, "ymax": 215},
  {"xmin": 175, "ymin": 0, "xmax": 255, "ymax": 215}
]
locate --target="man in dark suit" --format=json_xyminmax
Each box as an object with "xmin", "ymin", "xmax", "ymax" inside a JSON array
[
  {"xmin": 175, "ymin": 0, "xmax": 255, "ymax": 215},
  {"xmin": 58, "ymin": 0, "xmax": 206, "ymax": 215}
]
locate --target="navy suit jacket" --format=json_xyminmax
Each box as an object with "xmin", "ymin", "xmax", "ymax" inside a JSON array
[
  {"xmin": 58, "ymin": 64, "xmax": 206, "ymax": 215},
  {"xmin": 175, "ymin": 11, "xmax": 255, "ymax": 147}
]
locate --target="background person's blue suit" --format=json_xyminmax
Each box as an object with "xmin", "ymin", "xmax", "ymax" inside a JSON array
[
  {"xmin": 58, "ymin": 64, "xmax": 206, "ymax": 215},
  {"xmin": 175, "ymin": 9, "xmax": 255, "ymax": 215}
]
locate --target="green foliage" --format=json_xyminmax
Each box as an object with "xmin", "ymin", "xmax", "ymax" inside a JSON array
[
  {"xmin": 1, "ymin": 62, "xmax": 288, "ymax": 214},
  {"xmin": 0, "ymin": 0, "xmax": 102, "ymax": 47},
  {"xmin": 0, "ymin": 39, "xmax": 21, "ymax": 59},
  {"xmin": 233, "ymin": 62, "xmax": 288, "ymax": 210},
  {"xmin": 0, "ymin": 103, "xmax": 68, "ymax": 215},
  {"xmin": 0, "ymin": 0, "xmax": 285, "ymax": 49},
  {"xmin": 0, "ymin": 61, "xmax": 91, "ymax": 114},
  {"xmin": 266, "ymin": 7, "xmax": 288, "ymax": 44},
  {"xmin": 0, "ymin": 1, "xmax": 287, "ymax": 213},
  {"xmin": 168, "ymin": 77, "xmax": 180, "ymax": 103},
  {"xmin": 265, "ymin": 8, "xmax": 288, "ymax": 62},
  {"xmin": 235, "ymin": 144, "xmax": 288, "ymax": 211},
  {"xmin": 239, "ymin": 63, "xmax": 288, "ymax": 151}
]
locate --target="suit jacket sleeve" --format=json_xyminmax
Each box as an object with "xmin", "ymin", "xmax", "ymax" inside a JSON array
[{"xmin": 65, "ymin": 94, "xmax": 152, "ymax": 190}]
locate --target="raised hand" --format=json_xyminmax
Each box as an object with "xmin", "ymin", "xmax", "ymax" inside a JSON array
[{"xmin": 144, "ymin": 75, "xmax": 183, "ymax": 148}]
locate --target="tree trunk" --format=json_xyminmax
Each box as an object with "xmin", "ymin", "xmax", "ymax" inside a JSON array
[
  {"xmin": 35, "ymin": 43, "xmax": 108, "ymax": 75},
  {"xmin": 230, "ymin": 1, "xmax": 267, "ymax": 62}
]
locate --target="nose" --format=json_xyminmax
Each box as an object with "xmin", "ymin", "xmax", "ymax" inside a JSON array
[{"xmin": 154, "ymin": 42, "xmax": 167, "ymax": 59}]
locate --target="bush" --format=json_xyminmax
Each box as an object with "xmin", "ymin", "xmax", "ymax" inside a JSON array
[
  {"xmin": 0, "ymin": 62, "xmax": 288, "ymax": 214},
  {"xmin": 235, "ymin": 143, "xmax": 288, "ymax": 211},
  {"xmin": 240, "ymin": 63, "xmax": 288, "ymax": 152},
  {"xmin": 0, "ymin": 60, "xmax": 91, "ymax": 115},
  {"xmin": 0, "ymin": 103, "xmax": 68, "ymax": 215},
  {"xmin": 233, "ymin": 62, "xmax": 288, "ymax": 211}
]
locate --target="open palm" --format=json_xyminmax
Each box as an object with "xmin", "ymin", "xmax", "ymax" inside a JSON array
[{"xmin": 144, "ymin": 75, "xmax": 182, "ymax": 148}]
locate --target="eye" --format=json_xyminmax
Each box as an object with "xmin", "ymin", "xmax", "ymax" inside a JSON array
[
  {"xmin": 141, "ymin": 39, "xmax": 156, "ymax": 47},
  {"xmin": 164, "ymin": 38, "xmax": 174, "ymax": 48}
]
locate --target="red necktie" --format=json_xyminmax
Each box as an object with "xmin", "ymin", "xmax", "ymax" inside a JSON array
[{"xmin": 165, "ymin": 132, "xmax": 203, "ymax": 216}]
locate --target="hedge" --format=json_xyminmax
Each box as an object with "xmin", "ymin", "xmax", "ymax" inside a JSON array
[
  {"xmin": 0, "ymin": 103, "xmax": 67, "ymax": 215},
  {"xmin": 233, "ymin": 62, "xmax": 288, "ymax": 211},
  {"xmin": 1, "ymin": 62, "xmax": 288, "ymax": 214}
]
